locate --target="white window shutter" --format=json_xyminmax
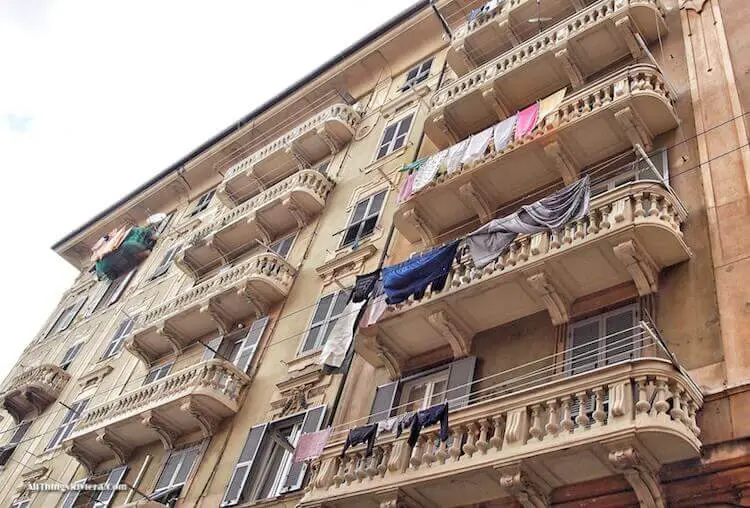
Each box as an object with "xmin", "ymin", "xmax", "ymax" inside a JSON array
[
  {"xmin": 221, "ymin": 423, "xmax": 269, "ymax": 506},
  {"xmin": 93, "ymin": 465, "xmax": 128, "ymax": 507},
  {"xmin": 281, "ymin": 405, "xmax": 327, "ymax": 493},
  {"xmin": 234, "ymin": 316, "xmax": 269, "ymax": 373},
  {"xmin": 106, "ymin": 270, "xmax": 136, "ymax": 306},
  {"xmin": 85, "ymin": 281, "xmax": 112, "ymax": 317}
]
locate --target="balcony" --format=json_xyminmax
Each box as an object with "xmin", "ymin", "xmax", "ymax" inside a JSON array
[
  {"xmin": 63, "ymin": 360, "xmax": 248, "ymax": 473},
  {"xmin": 359, "ymin": 181, "xmax": 689, "ymax": 376},
  {"xmin": 0, "ymin": 365, "xmax": 70, "ymax": 423},
  {"xmin": 126, "ymin": 253, "xmax": 295, "ymax": 365},
  {"xmin": 303, "ymin": 357, "xmax": 702, "ymax": 508},
  {"xmin": 448, "ymin": 0, "xmax": 599, "ymax": 76},
  {"xmin": 177, "ymin": 170, "xmax": 333, "ymax": 277},
  {"xmin": 428, "ymin": 0, "xmax": 667, "ymax": 148},
  {"xmin": 217, "ymin": 104, "xmax": 360, "ymax": 207},
  {"xmin": 398, "ymin": 64, "xmax": 677, "ymax": 244}
]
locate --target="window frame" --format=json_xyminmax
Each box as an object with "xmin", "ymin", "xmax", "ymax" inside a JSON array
[
  {"xmin": 88, "ymin": 270, "xmax": 136, "ymax": 315},
  {"xmin": 375, "ymin": 113, "xmax": 414, "ymax": 160},
  {"xmin": 401, "ymin": 58, "xmax": 434, "ymax": 91},
  {"xmin": 60, "ymin": 341, "xmax": 84, "ymax": 371},
  {"xmin": 298, "ymin": 290, "xmax": 352, "ymax": 355},
  {"xmin": 101, "ymin": 315, "xmax": 138, "ymax": 360},
  {"xmin": 591, "ymin": 148, "xmax": 669, "ymax": 197},
  {"xmin": 340, "ymin": 190, "xmax": 387, "ymax": 248},
  {"xmin": 189, "ymin": 189, "xmax": 216, "ymax": 218},
  {"xmin": 397, "ymin": 368, "xmax": 450, "ymax": 415},
  {"xmin": 151, "ymin": 443, "xmax": 202, "ymax": 501},
  {"xmin": 143, "ymin": 362, "xmax": 174, "ymax": 385},
  {"xmin": 150, "ymin": 245, "xmax": 180, "ymax": 280},
  {"xmin": 46, "ymin": 398, "xmax": 89, "ymax": 450},
  {"xmin": 268, "ymin": 234, "xmax": 296, "ymax": 260}
]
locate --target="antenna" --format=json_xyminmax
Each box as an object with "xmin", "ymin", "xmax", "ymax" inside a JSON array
[{"xmin": 528, "ymin": 0, "xmax": 551, "ymax": 34}]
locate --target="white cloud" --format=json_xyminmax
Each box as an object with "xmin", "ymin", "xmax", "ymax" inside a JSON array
[{"xmin": 0, "ymin": 0, "xmax": 415, "ymax": 381}]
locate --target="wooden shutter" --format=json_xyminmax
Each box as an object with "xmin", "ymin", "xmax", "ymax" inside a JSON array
[
  {"xmin": 604, "ymin": 306, "xmax": 638, "ymax": 366},
  {"xmin": 154, "ymin": 212, "xmax": 174, "ymax": 236},
  {"xmin": 221, "ymin": 423, "xmax": 269, "ymax": 506},
  {"xmin": 151, "ymin": 247, "xmax": 179, "ymax": 279},
  {"xmin": 41, "ymin": 306, "xmax": 66, "ymax": 339},
  {"xmin": 48, "ymin": 399, "xmax": 88, "ymax": 450},
  {"xmin": 154, "ymin": 453, "xmax": 181, "ymax": 492},
  {"xmin": 85, "ymin": 281, "xmax": 112, "ymax": 316},
  {"xmin": 56, "ymin": 299, "xmax": 86, "ymax": 333},
  {"xmin": 9, "ymin": 421, "xmax": 30, "ymax": 446},
  {"xmin": 102, "ymin": 317, "xmax": 135, "ymax": 359},
  {"xmin": 60, "ymin": 342, "xmax": 83, "ymax": 370},
  {"xmin": 173, "ymin": 446, "xmax": 200, "ymax": 485},
  {"xmin": 569, "ymin": 320, "xmax": 600, "ymax": 375},
  {"xmin": 93, "ymin": 465, "xmax": 128, "ymax": 507},
  {"xmin": 368, "ymin": 381, "xmax": 399, "ymax": 424},
  {"xmin": 446, "ymin": 356, "xmax": 477, "ymax": 409},
  {"xmin": 202, "ymin": 336, "xmax": 225, "ymax": 361},
  {"xmin": 107, "ymin": 270, "xmax": 135, "ymax": 306},
  {"xmin": 234, "ymin": 317, "xmax": 269, "ymax": 373},
  {"xmin": 60, "ymin": 479, "xmax": 86, "ymax": 508},
  {"xmin": 281, "ymin": 405, "xmax": 327, "ymax": 493}
]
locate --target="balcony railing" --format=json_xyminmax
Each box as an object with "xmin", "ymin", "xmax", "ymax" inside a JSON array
[
  {"xmin": 398, "ymin": 64, "xmax": 677, "ymax": 244},
  {"xmin": 218, "ymin": 104, "xmax": 360, "ymax": 207},
  {"xmin": 177, "ymin": 170, "xmax": 333, "ymax": 277},
  {"xmin": 427, "ymin": 0, "xmax": 666, "ymax": 148},
  {"xmin": 127, "ymin": 252, "xmax": 295, "ymax": 365},
  {"xmin": 303, "ymin": 332, "xmax": 701, "ymax": 508},
  {"xmin": 0, "ymin": 364, "xmax": 70, "ymax": 423},
  {"xmin": 448, "ymin": 0, "xmax": 599, "ymax": 76},
  {"xmin": 64, "ymin": 360, "xmax": 248, "ymax": 473},
  {"xmin": 359, "ymin": 180, "xmax": 690, "ymax": 376}
]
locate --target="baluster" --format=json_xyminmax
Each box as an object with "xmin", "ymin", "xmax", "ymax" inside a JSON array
[
  {"xmin": 575, "ymin": 218, "xmax": 586, "ymax": 239},
  {"xmin": 378, "ymin": 444, "xmax": 391, "ymax": 476},
  {"xmin": 592, "ymin": 387, "xmax": 607, "ymax": 426},
  {"xmin": 332, "ymin": 457, "xmax": 345, "ymax": 487},
  {"xmin": 670, "ymin": 384, "xmax": 686, "ymax": 423},
  {"xmin": 647, "ymin": 193, "xmax": 660, "ymax": 217},
  {"xmin": 550, "ymin": 229, "xmax": 562, "ymax": 250},
  {"xmin": 364, "ymin": 448, "xmax": 380, "ymax": 478},
  {"xmin": 518, "ymin": 237, "xmax": 530, "ymax": 262},
  {"xmin": 490, "ymin": 415, "xmax": 505, "ymax": 450},
  {"xmin": 529, "ymin": 405, "xmax": 544, "ymax": 440},
  {"xmin": 688, "ymin": 401, "xmax": 701, "ymax": 436},
  {"xmin": 476, "ymin": 419, "xmax": 491, "ymax": 455},
  {"xmin": 563, "ymin": 223, "xmax": 573, "ymax": 245},
  {"xmin": 449, "ymin": 427, "xmax": 464, "ymax": 462},
  {"xmin": 410, "ymin": 435, "xmax": 426, "ymax": 469},
  {"xmin": 422, "ymin": 432, "xmax": 437, "ymax": 467},
  {"xmin": 633, "ymin": 192, "xmax": 646, "ymax": 218},
  {"xmin": 599, "ymin": 205, "xmax": 612, "ymax": 230},
  {"xmin": 652, "ymin": 377, "xmax": 670, "ymax": 417},
  {"xmin": 587, "ymin": 209, "xmax": 600, "ymax": 235},
  {"xmin": 435, "ymin": 438, "xmax": 449, "ymax": 464},
  {"xmin": 353, "ymin": 452, "xmax": 366, "ymax": 481},
  {"xmin": 635, "ymin": 377, "xmax": 651, "ymax": 415},
  {"xmin": 560, "ymin": 396, "xmax": 575, "ymax": 433},
  {"xmin": 343, "ymin": 455, "xmax": 356, "ymax": 484},
  {"xmin": 545, "ymin": 400, "xmax": 560, "ymax": 438},
  {"xmin": 574, "ymin": 392, "xmax": 590, "ymax": 428},
  {"xmin": 462, "ymin": 423, "xmax": 478, "ymax": 457}
]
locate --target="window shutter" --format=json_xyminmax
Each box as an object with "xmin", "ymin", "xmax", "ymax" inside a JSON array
[
  {"xmin": 281, "ymin": 405, "xmax": 327, "ymax": 493},
  {"xmin": 221, "ymin": 423, "xmax": 269, "ymax": 507},
  {"xmin": 60, "ymin": 480, "xmax": 86, "ymax": 508},
  {"xmin": 85, "ymin": 281, "xmax": 112, "ymax": 317},
  {"xmin": 102, "ymin": 316, "xmax": 136, "ymax": 359},
  {"xmin": 41, "ymin": 306, "xmax": 66, "ymax": 339},
  {"xmin": 202, "ymin": 336, "xmax": 224, "ymax": 361},
  {"xmin": 234, "ymin": 317, "xmax": 269, "ymax": 373},
  {"xmin": 107, "ymin": 270, "xmax": 135, "ymax": 306},
  {"xmin": 154, "ymin": 212, "xmax": 174, "ymax": 236},
  {"xmin": 61, "ymin": 342, "xmax": 83, "ymax": 369},
  {"xmin": 604, "ymin": 307, "xmax": 638, "ymax": 366},
  {"xmin": 368, "ymin": 381, "xmax": 399, "ymax": 424},
  {"xmin": 151, "ymin": 247, "xmax": 179, "ymax": 279},
  {"xmin": 56, "ymin": 299, "xmax": 86, "ymax": 334},
  {"xmin": 174, "ymin": 446, "xmax": 200, "ymax": 485},
  {"xmin": 155, "ymin": 454, "xmax": 180, "ymax": 492},
  {"xmin": 93, "ymin": 465, "xmax": 128, "ymax": 507},
  {"xmin": 8, "ymin": 421, "xmax": 30, "ymax": 445},
  {"xmin": 446, "ymin": 356, "xmax": 476, "ymax": 409},
  {"xmin": 569, "ymin": 321, "xmax": 600, "ymax": 375}
]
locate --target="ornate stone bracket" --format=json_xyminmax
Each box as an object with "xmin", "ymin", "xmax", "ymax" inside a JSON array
[
  {"xmin": 454, "ymin": 43, "xmax": 477, "ymax": 71},
  {"xmin": 543, "ymin": 140, "xmax": 579, "ymax": 184},
  {"xmin": 283, "ymin": 196, "xmax": 310, "ymax": 229},
  {"xmin": 96, "ymin": 428, "xmax": 133, "ymax": 465},
  {"xmin": 124, "ymin": 338, "xmax": 154, "ymax": 366},
  {"xmin": 316, "ymin": 126, "xmax": 342, "ymax": 154},
  {"xmin": 555, "ymin": 47, "xmax": 585, "ymax": 89},
  {"xmin": 427, "ymin": 308, "xmax": 474, "ymax": 358},
  {"xmin": 174, "ymin": 248, "xmax": 198, "ymax": 279},
  {"xmin": 401, "ymin": 205, "xmax": 438, "ymax": 246},
  {"xmin": 200, "ymin": 299, "xmax": 234, "ymax": 336},
  {"xmin": 614, "ymin": 107, "xmax": 654, "ymax": 153},
  {"xmin": 375, "ymin": 488, "xmax": 423, "ymax": 508},
  {"xmin": 613, "ymin": 240, "xmax": 658, "ymax": 295},
  {"xmin": 237, "ymin": 282, "xmax": 269, "ymax": 318},
  {"xmin": 431, "ymin": 113, "xmax": 459, "ymax": 146},
  {"xmin": 64, "ymin": 440, "xmax": 98, "ymax": 476},
  {"xmin": 525, "ymin": 271, "xmax": 571, "ymax": 326},
  {"xmin": 458, "ymin": 181, "xmax": 493, "ymax": 224},
  {"xmin": 680, "ymin": 0, "xmax": 709, "ymax": 12},
  {"xmin": 248, "ymin": 212, "xmax": 273, "ymax": 244},
  {"xmin": 181, "ymin": 397, "xmax": 218, "ymax": 438},
  {"xmin": 286, "ymin": 144, "xmax": 312, "ymax": 170},
  {"xmin": 205, "ymin": 233, "xmax": 231, "ymax": 265},
  {"xmin": 496, "ymin": 464, "xmax": 551, "ymax": 508},
  {"xmin": 142, "ymin": 410, "xmax": 180, "ymax": 450},
  {"xmin": 156, "ymin": 322, "xmax": 185, "ymax": 355},
  {"xmin": 359, "ymin": 332, "xmax": 407, "ymax": 380},
  {"xmin": 17, "ymin": 466, "xmax": 49, "ymax": 496},
  {"xmin": 481, "ymin": 84, "xmax": 512, "ymax": 119},
  {"xmin": 615, "ymin": 16, "xmax": 642, "ymax": 59},
  {"xmin": 215, "ymin": 184, "xmax": 236, "ymax": 208},
  {"xmin": 608, "ymin": 447, "xmax": 666, "ymax": 508}
]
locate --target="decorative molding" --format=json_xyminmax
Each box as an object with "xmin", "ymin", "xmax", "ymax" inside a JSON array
[
  {"xmin": 315, "ymin": 244, "xmax": 377, "ymax": 286},
  {"xmin": 555, "ymin": 47, "xmax": 584, "ymax": 89},
  {"xmin": 316, "ymin": 125, "xmax": 342, "ymax": 154},
  {"xmin": 427, "ymin": 308, "xmax": 474, "ymax": 358},
  {"xmin": 458, "ymin": 181, "xmax": 493, "ymax": 224},
  {"xmin": 614, "ymin": 107, "xmax": 654, "ymax": 152},
  {"xmin": 375, "ymin": 488, "xmax": 423, "ymax": 508},
  {"xmin": 64, "ymin": 441, "xmax": 98, "ymax": 476},
  {"xmin": 237, "ymin": 282, "xmax": 269, "ymax": 318},
  {"xmin": 201, "ymin": 299, "xmax": 233, "ymax": 336},
  {"xmin": 77, "ymin": 365, "xmax": 114, "ymax": 388},
  {"xmin": 525, "ymin": 271, "xmax": 571, "ymax": 325},
  {"xmin": 286, "ymin": 144, "xmax": 312, "ymax": 171},
  {"xmin": 454, "ymin": 43, "xmax": 477, "ymax": 71},
  {"xmin": 543, "ymin": 140, "xmax": 579, "ymax": 184},
  {"xmin": 608, "ymin": 447, "xmax": 666, "ymax": 508},
  {"xmin": 680, "ymin": 0, "xmax": 709, "ymax": 12},
  {"xmin": 247, "ymin": 212, "xmax": 272, "ymax": 244},
  {"xmin": 155, "ymin": 322, "xmax": 184, "ymax": 355},
  {"xmin": 96, "ymin": 428, "xmax": 133, "ymax": 464},
  {"xmin": 283, "ymin": 196, "xmax": 309, "ymax": 229},
  {"xmin": 141, "ymin": 410, "xmax": 180, "ymax": 450},
  {"xmin": 381, "ymin": 81, "xmax": 432, "ymax": 120},
  {"xmin": 124, "ymin": 338, "xmax": 154, "ymax": 366},
  {"xmin": 17, "ymin": 466, "xmax": 49, "ymax": 495},
  {"xmin": 431, "ymin": 113, "xmax": 459, "ymax": 145},
  {"xmin": 205, "ymin": 233, "xmax": 231, "ymax": 264},
  {"xmin": 181, "ymin": 397, "xmax": 218, "ymax": 438},
  {"xmin": 613, "ymin": 239, "xmax": 659, "ymax": 295},
  {"xmin": 496, "ymin": 464, "xmax": 551, "ymax": 508}
]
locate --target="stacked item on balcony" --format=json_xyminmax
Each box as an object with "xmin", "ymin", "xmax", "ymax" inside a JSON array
[
  {"xmin": 468, "ymin": 0, "xmax": 505, "ymax": 22},
  {"xmin": 91, "ymin": 225, "xmax": 157, "ymax": 280},
  {"xmin": 397, "ymin": 88, "xmax": 567, "ymax": 203}
]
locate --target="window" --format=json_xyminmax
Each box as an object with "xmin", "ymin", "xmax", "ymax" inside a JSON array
[
  {"xmin": 153, "ymin": 211, "xmax": 174, "ymax": 237},
  {"xmin": 376, "ymin": 114, "xmax": 413, "ymax": 159},
  {"xmin": 151, "ymin": 444, "xmax": 201, "ymax": 504},
  {"xmin": 0, "ymin": 421, "xmax": 30, "ymax": 466},
  {"xmin": 299, "ymin": 291, "xmax": 351, "ymax": 354},
  {"xmin": 59, "ymin": 479, "xmax": 87, "ymax": 508},
  {"xmin": 591, "ymin": 148, "xmax": 668, "ymax": 197},
  {"xmin": 203, "ymin": 316, "xmax": 269, "ymax": 374},
  {"xmin": 315, "ymin": 159, "xmax": 331, "ymax": 176},
  {"xmin": 189, "ymin": 190, "xmax": 215, "ymax": 217},
  {"xmin": 47, "ymin": 398, "xmax": 89, "ymax": 450},
  {"xmin": 60, "ymin": 342, "xmax": 84, "ymax": 371},
  {"xmin": 92, "ymin": 465, "xmax": 128, "ymax": 507},
  {"xmin": 62, "ymin": 466, "xmax": 129, "ymax": 508},
  {"xmin": 221, "ymin": 406, "xmax": 326, "ymax": 506},
  {"xmin": 340, "ymin": 190, "xmax": 386, "ymax": 248},
  {"xmin": 401, "ymin": 58, "xmax": 433, "ymax": 91},
  {"xmin": 87, "ymin": 270, "xmax": 136, "ymax": 316},
  {"xmin": 48, "ymin": 298, "xmax": 87, "ymax": 336},
  {"xmin": 10, "ymin": 499, "xmax": 29, "ymax": 508},
  {"xmin": 150, "ymin": 245, "xmax": 180, "ymax": 280},
  {"xmin": 101, "ymin": 315, "xmax": 138, "ymax": 359},
  {"xmin": 268, "ymin": 235, "xmax": 295, "ymax": 259},
  {"xmin": 143, "ymin": 362, "xmax": 174, "ymax": 385},
  {"xmin": 568, "ymin": 304, "xmax": 640, "ymax": 376},
  {"xmin": 369, "ymin": 357, "xmax": 476, "ymax": 424}
]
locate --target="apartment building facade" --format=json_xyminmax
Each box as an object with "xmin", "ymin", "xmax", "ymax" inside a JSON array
[{"xmin": 1, "ymin": 0, "xmax": 749, "ymax": 506}]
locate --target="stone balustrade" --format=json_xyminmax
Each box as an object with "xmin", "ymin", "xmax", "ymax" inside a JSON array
[{"xmin": 1, "ymin": 364, "xmax": 70, "ymax": 423}]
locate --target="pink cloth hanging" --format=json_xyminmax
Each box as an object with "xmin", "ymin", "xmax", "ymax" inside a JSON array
[
  {"xmin": 293, "ymin": 427, "xmax": 332, "ymax": 463},
  {"xmin": 514, "ymin": 102, "xmax": 540, "ymax": 140},
  {"xmin": 397, "ymin": 171, "xmax": 417, "ymax": 203}
]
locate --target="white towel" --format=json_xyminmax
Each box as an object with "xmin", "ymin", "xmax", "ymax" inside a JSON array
[
  {"xmin": 537, "ymin": 88, "xmax": 567, "ymax": 129},
  {"xmin": 461, "ymin": 126, "xmax": 494, "ymax": 165},
  {"xmin": 318, "ymin": 300, "xmax": 365, "ymax": 369},
  {"xmin": 445, "ymin": 139, "xmax": 469, "ymax": 175},
  {"xmin": 492, "ymin": 115, "xmax": 517, "ymax": 153},
  {"xmin": 412, "ymin": 149, "xmax": 449, "ymax": 193}
]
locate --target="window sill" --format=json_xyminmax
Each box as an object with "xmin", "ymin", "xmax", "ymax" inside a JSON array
[
  {"xmin": 235, "ymin": 489, "xmax": 304, "ymax": 508},
  {"xmin": 362, "ymin": 145, "xmax": 410, "ymax": 175}
]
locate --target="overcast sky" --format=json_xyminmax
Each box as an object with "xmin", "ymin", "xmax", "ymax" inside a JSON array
[{"xmin": 0, "ymin": 0, "xmax": 415, "ymax": 381}]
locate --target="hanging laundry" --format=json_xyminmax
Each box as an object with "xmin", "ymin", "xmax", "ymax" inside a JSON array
[
  {"xmin": 445, "ymin": 139, "xmax": 469, "ymax": 175},
  {"xmin": 537, "ymin": 88, "xmax": 567, "ymax": 131},
  {"xmin": 319, "ymin": 300, "xmax": 366, "ymax": 371},
  {"xmin": 465, "ymin": 176, "xmax": 591, "ymax": 269},
  {"xmin": 342, "ymin": 423, "xmax": 379, "ymax": 457},
  {"xmin": 405, "ymin": 402, "xmax": 450, "ymax": 447},
  {"xmin": 91, "ymin": 226, "xmax": 131, "ymax": 262},
  {"xmin": 359, "ymin": 279, "xmax": 387, "ymax": 328},
  {"xmin": 461, "ymin": 125, "xmax": 494, "ymax": 166},
  {"xmin": 397, "ymin": 171, "xmax": 417, "ymax": 204},
  {"xmin": 352, "ymin": 269, "xmax": 381, "ymax": 303},
  {"xmin": 400, "ymin": 157, "xmax": 428, "ymax": 173},
  {"xmin": 492, "ymin": 115, "xmax": 517, "ymax": 153},
  {"xmin": 514, "ymin": 102, "xmax": 540, "ymax": 140},
  {"xmin": 468, "ymin": 7, "xmax": 482, "ymax": 21},
  {"xmin": 293, "ymin": 427, "xmax": 332, "ymax": 463},
  {"xmin": 383, "ymin": 240, "xmax": 460, "ymax": 305},
  {"xmin": 376, "ymin": 412, "xmax": 414, "ymax": 437},
  {"xmin": 413, "ymin": 149, "xmax": 449, "ymax": 193}
]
